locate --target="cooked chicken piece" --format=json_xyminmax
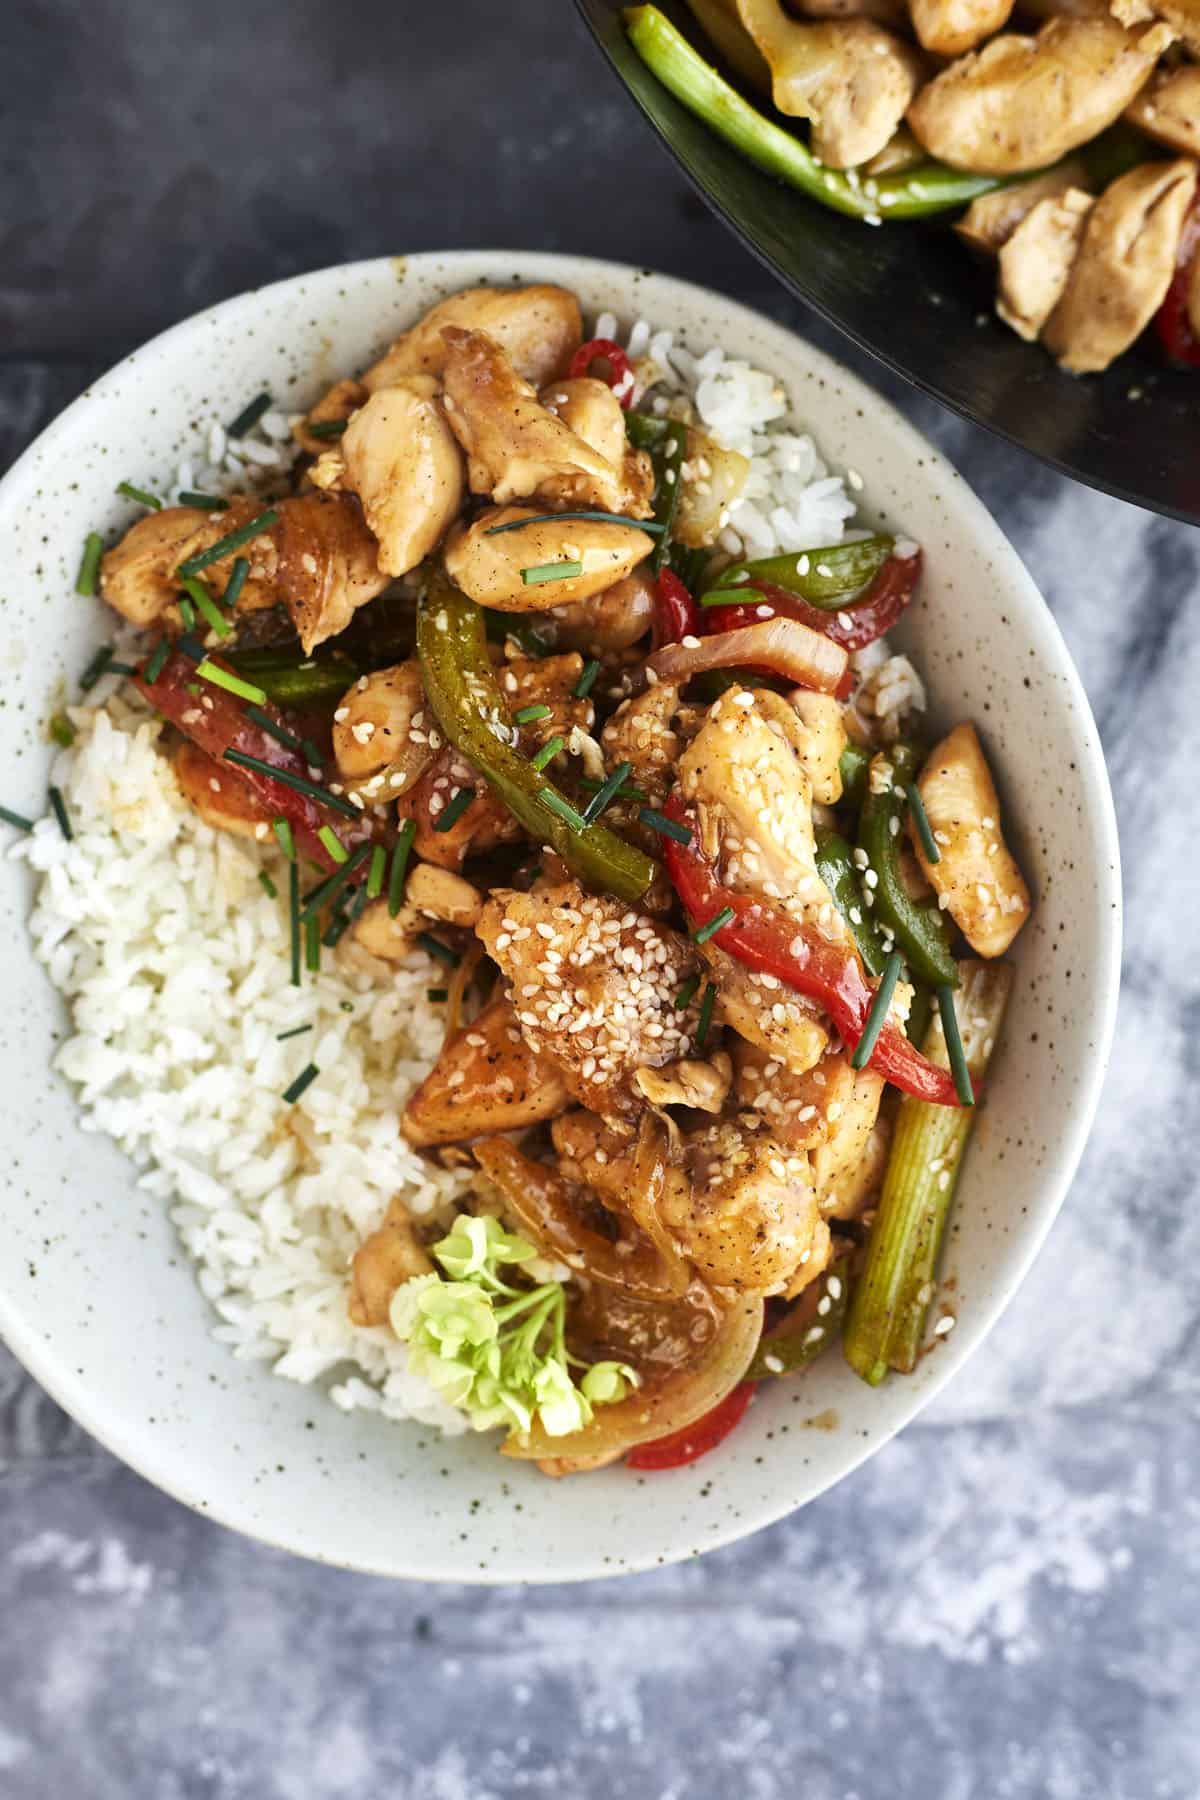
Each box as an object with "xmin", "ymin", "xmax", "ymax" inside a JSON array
[
  {"xmin": 601, "ymin": 678, "xmax": 707, "ymax": 803},
  {"xmin": 787, "ymin": 691, "xmax": 848, "ymax": 804},
  {"xmin": 1044, "ymin": 158, "xmax": 1197, "ymax": 372},
  {"xmin": 271, "ymin": 491, "xmax": 390, "ymax": 653},
  {"xmin": 910, "ymin": 0, "xmax": 1014, "ymax": 57},
  {"xmin": 685, "ymin": 0, "xmax": 773, "ymax": 85},
  {"xmin": 1017, "ymin": 0, "xmax": 1111, "ymax": 17},
  {"xmin": 475, "ymin": 881, "xmax": 703, "ymax": 1117},
  {"xmin": 444, "ymin": 505, "xmax": 654, "ymax": 612},
  {"xmin": 817, "ymin": 1114, "xmax": 891, "ymax": 1221},
  {"xmin": 788, "ymin": 0, "xmax": 910, "ymax": 24},
  {"xmin": 736, "ymin": 0, "xmax": 923, "ymax": 168},
  {"xmin": 1126, "ymin": 63, "xmax": 1200, "ymax": 157},
  {"xmin": 348, "ymin": 1196, "xmax": 433, "ymax": 1327},
  {"xmin": 292, "ymin": 378, "xmax": 367, "ymax": 457},
  {"xmin": 909, "ymin": 723, "xmax": 1031, "ymax": 956},
  {"xmin": 440, "ymin": 327, "xmax": 654, "ymax": 517},
  {"xmin": 362, "ymin": 284, "xmax": 582, "ymax": 392},
  {"xmin": 1189, "ymin": 229, "xmax": 1200, "ymax": 339},
  {"xmin": 996, "ymin": 188, "xmax": 1094, "ymax": 340},
  {"xmin": 955, "ymin": 157, "xmax": 1092, "ymax": 253},
  {"xmin": 309, "ymin": 379, "xmax": 464, "ymax": 577},
  {"xmin": 172, "ymin": 742, "xmax": 273, "ymax": 840},
  {"xmin": 492, "ymin": 650, "xmax": 596, "ymax": 740},
  {"xmin": 1112, "ymin": 0, "xmax": 1200, "ymax": 51},
  {"xmin": 331, "ymin": 661, "xmax": 438, "ymax": 801},
  {"xmin": 353, "ymin": 863, "xmax": 483, "ymax": 963},
  {"xmin": 402, "ymin": 994, "xmax": 570, "ymax": 1148},
  {"xmin": 100, "ymin": 498, "xmax": 277, "ymax": 627},
  {"xmin": 678, "ymin": 687, "xmax": 859, "ymax": 1075},
  {"xmin": 663, "ymin": 1120, "xmax": 822, "ymax": 1292},
  {"xmin": 546, "ymin": 565, "xmax": 656, "ymax": 653},
  {"xmin": 549, "ymin": 1110, "xmax": 640, "ymax": 1200},
  {"xmin": 675, "ymin": 427, "xmax": 751, "ymax": 550},
  {"xmin": 863, "ymin": 124, "xmax": 928, "ymax": 176},
  {"xmin": 404, "ymin": 751, "xmax": 523, "ymax": 871},
  {"xmin": 633, "ymin": 1052, "xmax": 734, "ymax": 1113},
  {"xmin": 808, "ymin": 1057, "xmax": 887, "ymax": 1206},
  {"xmin": 907, "ymin": 19, "xmax": 1174, "ymax": 175},
  {"xmin": 731, "ymin": 1035, "xmax": 883, "ymax": 1164},
  {"xmin": 539, "ymin": 377, "xmax": 655, "ymax": 516}
]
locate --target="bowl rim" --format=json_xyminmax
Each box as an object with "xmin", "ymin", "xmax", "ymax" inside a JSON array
[{"xmin": 0, "ymin": 251, "xmax": 1123, "ymax": 1580}]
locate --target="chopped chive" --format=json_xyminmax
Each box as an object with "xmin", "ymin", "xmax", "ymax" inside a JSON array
[
  {"xmin": 693, "ymin": 905, "xmax": 734, "ymax": 946},
  {"xmin": 349, "ymin": 880, "xmax": 371, "ymax": 923},
  {"xmin": 579, "ymin": 774, "xmax": 649, "ymax": 804},
  {"xmin": 180, "ymin": 577, "xmax": 231, "ymax": 639},
  {"xmin": 426, "ymin": 987, "xmax": 449, "ymax": 1002},
  {"xmin": 322, "ymin": 892, "xmax": 356, "ymax": 947},
  {"xmin": 246, "ymin": 706, "xmax": 303, "ymax": 754},
  {"xmin": 434, "ymin": 787, "xmax": 474, "ymax": 834},
  {"xmin": 937, "ymin": 985, "xmax": 976, "ymax": 1107},
  {"xmin": 639, "ymin": 806, "xmax": 692, "ymax": 844},
  {"xmin": 49, "ymin": 713, "xmax": 76, "ymax": 749},
  {"xmin": 583, "ymin": 760, "xmax": 633, "ymax": 823},
  {"xmin": 178, "ymin": 508, "xmax": 279, "ymax": 578},
  {"xmin": 538, "ymin": 787, "xmax": 588, "ymax": 832},
  {"xmin": 116, "ymin": 481, "xmax": 161, "ymax": 510},
  {"xmin": 177, "ymin": 491, "xmax": 230, "ymax": 512},
  {"xmin": 276, "ymin": 1023, "xmax": 312, "ymax": 1041},
  {"xmin": 0, "ymin": 803, "xmax": 35, "ymax": 833},
  {"xmin": 307, "ymin": 418, "xmax": 347, "ymax": 439},
  {"xmin": 273, "ymin": 817, "xmax": 296, "ymax": 860},
  {"xmin": 695, "ymin": 981, "xmax": 716, "ymax": 1050},
  {"xmin": 288, "ymin": 862, "xmax": 301, "ymax": 986},
  {"xmin": 259, "ymin": 869, "xmax": 279, "ymax": 899},
  {"xmin": 222, "ymin": 556, "xmax": 250, "ymax": 610},
  {"xmin": 573, "ymin": 659, "xmax": 601, "ymax": 699},
  {"xmin": 227, "ymin": 391, "xmax": 272, "ymax": 438},
  {"xmin": 304, "ymin": 914, "xmax": 321, "ymax": 973},
  {"xmin": 75, "ymin": 532, "xmax": 103, "ymax": 596},
  {"xmin": 417, "ymin": 931, "xmax": 460, "ymax": 968},
  {"xmin": 174, "ymin": 635, "xmax": 205, "ymax": 664},
  {"xmin": 521, "ymin": 560, "xmax": 583, "ymax": 586},
  {"xmin": 388, "ymin": 820, "xmax": 417, "ymax": 917},
  {"xmin": 905, "ymin": 782, "xmax": 941, "ymax": 865},
  {"xmin": 513, "ymin": 703, "xmax": 553, "ymax": 726},
  {"xmin": 282, "ymin": 1061, "xmax": 319, "ymax": 1104},
  {"xmin": 222, "ymin": 749, "xmax": 359, "ymax": 818},
  {"xmin": 530, "ymin": 735, "xmax": 564, "ymax": 772},
  {"xmin": 674, "ymin": 974, "xmax": 700, "ymax": 1011},
  {"xmin": 366, "ymin": 844, "xmax": 386, "ymax": 899},
  {"xmin": 485, "ymin": 511, "xmax": 665, "ymax": 536},
  {"xmin": 318, "ymin": 825, "xmax": 348, "ymax": 864},
  {"xmin": 106, "ymin": 660, "xmax": 138, "ymax": 677},
  {"xmin": 79, "ymin": 645, "xmax": 114, "ymax": 692},
  {"xmin": 196, "ymin": 658, "xmax": 266, "ymax": 704},
  {"xmin": 47, "ymin": 785, "xmax": 73, "ymax": 841},
  {"xmin": 299, "ymin": 842, "xmax": 372, "ymax": 920},
  {"xmin": 143, "ymin": 640, "xmax": 171, "ymax": 685},
  {"xmin": 852, "ymin": 952, "xmax": 903, "ymax": 1071},
  {"xmin": 300, "ymin": 738, "xmax": 323, "ymax": 770},
  {"xmin": 178, "ymin": 595, "xmax": 197, "ymax": 629}
]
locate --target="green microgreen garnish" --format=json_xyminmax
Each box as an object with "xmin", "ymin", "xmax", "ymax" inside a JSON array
[
  {"xmin": 905, "ymin": 782, "xmax": 941, "ymax": 865},
  {"xmin": 227, "ymin": 392, "xmax": 272, "ymax": 438},
  {"xmin": 537, "ymin": 787, "xmax": 588, "ymax": 832},
  {"xmin": 638, "ymin": 806, "xmax": 692, "ymax": 844},
  {"xmin": 937, "ymin": 985, "xmax": 976, "ymax": 1107},
  {"xmin": 259, "ymin": 870, "xmax": 279, "ymax": 900},
  {"xmin": 484, "ymin": 511, "xmax": 664, "ymax": 536},
  {"xmin": 521, "ymin": 561, "xmax": 583, "ymax": 586},
  {"xmin": 48, "ymin": 785, "xmax": 73, "ymax": 841},
  {"xmin": 276, "ymin": 1023, "xmax": 312, "ymax": 1041},
  {"xmin": 178, "ymin": 492, "xmax": 230, "ymax": 512},
  {"xmin": 79, "ymin": 645, "xmax": 115, "ymax": 692},
  {"xmin": 513, "ymin": 703, "xmax": 553, "ymax": 726},
  {"xmin": 573, "ymin": 659, "xmax": 601, "ymax": 699},
  {"xmin": 177, "ymin": 508, "xmax": 278, "ymax": 578},
  {"xmin": 852, "ymin": 952, "xmax": 903, "ymax": 1071},
  {"xmin": 196, "ymin": 659, "xmax": 266, "ymax": 704},
  {"xmin": 222, "ymin": 556, "xmax": 250, "ymax": 610},
  {"xmin": 0, "ymin": 803, "xmax": 35, "ymax": 833},
  {"xmin": 582, "ymin": 760, "xmax": 633, "ymax": 823},
  {"xmin": 366, "ymin": 844, "xmax": 386, "ymax": 900},
  {"xmin": 692, "ymin": 905, "xmax": 734, "ymax": 946},
  {"xmin": 273, "ymin": 817, "xmax": 296, "ymax": 860},
  {"xmin": 75, "ymin": 533, "xmax": 103, "ymax": 596},
  {"xmin": 282, "ymin": 1062, "xmax": 319, "ymax": 1104},
  {"xmin": 388, "ymin": 819, "xmax": 417, "ymax": 918},
  {"xmin": 245, "ymin": 706, "xmax": 303, "ymax": 755},
  {"xmin": 288, "ymin": 862, "xmax": 301, "ymax": 986},
  {"xmin": 318, "ymin": 825, "xmax": 348, "ymax": 864},
  {"xmin": 180, "ymin": 577, "xmax": 230, "ymax": 638},
  {"xmin": 221, "ymin": 749, "xmax": 359, "ymax": 819},
  {"xmin": 530, "ymin": 736, "xmax": 564, "ymax": 773},
  {"xmin": 143, "ymin": 640, "xmax": 171, "ymax": 685},
  {"xmin": 299, "ymin": 842, "xmax": 372, "ymax": 920},
  {"xmin": 695, "ymin": 981, "xmax": 716, "ymax": 1050},
  {"xmin": 307, "ymin": 418, "xmax": 347, "ymax": 439},
  {"xmin": 674, "ymin": 974, "xmax": 700, "ymax": 1011},
  {"xmin": 417, "ymin": 931, "xmax": 460, "ymax": 967},
  {"xmin": 435, "ymin": 787, "xmax": 474, "ymax": 834},
  {"xmin": 49, "ymin": 713, "xmax": 76, "ymax": 749},
  {"xmin": 116, "ymin": 481, "xmax": 161, "ymax": 510}
]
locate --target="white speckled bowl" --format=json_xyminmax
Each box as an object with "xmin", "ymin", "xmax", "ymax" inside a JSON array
[{"xmin": 0, "ymin": 254, "xmax": 1120, "ymax": 1581}]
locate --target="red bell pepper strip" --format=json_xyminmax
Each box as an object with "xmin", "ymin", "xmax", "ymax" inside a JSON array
[
  {"xmin": 701, "ymin": 547, "xmax": 922, "ymax": 655},
  {"xmin": 652, "ymin": 568, "xmax": 701, "ymax": 648},
  {"xmin": 661, "ymin": 796, "xmax": 968, "ymax": 1106},
  {"xmin": 567, "ymin": 336, "xmax": 636, "ymax": 406},
  {"xmin": 134, "ymin": 648, "xmax": 379, "ymax": 872},
  {"xmin": 627, "ymin": 1382, "xmax": 755, "ymax": 1470},
  {"xmin": 1154, "ymin": 193, "xmax": 1200, "ymax": 367}
]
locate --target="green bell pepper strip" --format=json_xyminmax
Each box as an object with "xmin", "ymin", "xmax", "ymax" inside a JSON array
[
  {"xmin": 746, "ymin": 1266, "xmax": 849, "ymax": 1379},
  {"xmin": 837, "ymin": 742, "xmax": 871, "ymax": 812},
  {"xmin": 626, "ymin": 410, "xmax": 686, "ymax": 574},
  {"xmin": 857, "ymin": 744, "xmax": 958, "ymax": 989},
  {"xmin": 416, "ymin": 576, "xmax": 658, "ymax": 903},
  {"xmin": 624, "ymin": 6, "xmax": 1011, "ymax": 222},
  {"xmin": 710, "ymin": 536, "xmax": 894, "ymax": 609},
  {"xmin": 815, "ymin": 829, "xmax": 888, "ymax": 978},
  {"xmin": 226, "ymin": 647, "xmax": 364, "ymax": 707}
]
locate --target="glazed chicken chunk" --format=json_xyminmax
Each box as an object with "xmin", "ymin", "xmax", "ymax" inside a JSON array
[
  {"xmin": 362, "ymin": 283, "xmax": 583, "ymax": 391},
  {"xmin": 402, "ymin": 993, "xmax": 571, "ymax": 1148}
]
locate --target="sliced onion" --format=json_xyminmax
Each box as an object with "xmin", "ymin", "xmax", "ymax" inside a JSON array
[
  {"xmin": 502, "ymin": 1287, "xmax": 764, "ymax": 1465},
  {"xmin": 648, "ymin": 616, "xmax": 848, "ymax": 696},
  {"xmin": 624, "ymin": 1111, "xmax": 692, "ymax": 1298},
  {"xmin": 440, "ymin": 940, "xmax": 484, "ymax": 1051}
]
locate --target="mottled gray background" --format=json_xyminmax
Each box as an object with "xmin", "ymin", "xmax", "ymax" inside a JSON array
[{"xmin": 2, "ymin": 2, "xmax": 1198, "ymax": 1795}]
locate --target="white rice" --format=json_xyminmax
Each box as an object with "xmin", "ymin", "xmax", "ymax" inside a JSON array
[{"xmin": 13, "ymin": 310, "xmax": 922, "ymax": 1434}]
